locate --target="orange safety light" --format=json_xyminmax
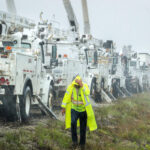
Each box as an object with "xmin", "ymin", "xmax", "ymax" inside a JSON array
[
  {"xmin": 63, "ymin": 54, "xmax": 68, "ymax": 58},
  {"xmin": 5, "ymin": 46, "xmax": 12, "ymax": 51}
]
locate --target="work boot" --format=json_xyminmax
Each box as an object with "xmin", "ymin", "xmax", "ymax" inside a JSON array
[
  {"xmin": 79, "ymin": 145, "xmax": 85, "ymax": 150},
  {"xmin": 71, "ymin": 142, "xmax": 78, "ymax": 150}
]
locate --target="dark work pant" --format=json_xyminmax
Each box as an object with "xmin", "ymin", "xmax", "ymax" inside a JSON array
[{"xmin": 71, "ymin": 109, "xmax": 87, "ymax": 145}]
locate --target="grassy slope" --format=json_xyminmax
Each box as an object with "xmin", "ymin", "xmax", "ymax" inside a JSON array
[{"xmin": 0, "ymin": 93, "xmax": 150, "ymax": 150}]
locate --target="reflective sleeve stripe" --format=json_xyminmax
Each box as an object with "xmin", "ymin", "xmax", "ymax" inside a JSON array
[
  {"xmin": 66, "ymin": 91, "xmax": 69, "ymax": 94},
  {"xmin": 62, "ymin": 102, "xmax": 66, "ymax": 106},
  {"xmin": 85, "ymin": 101, "xmax": 90, "ymax": 106},
  {"xmin": 83, "ymin": 86, "xmax": 86, "ymax": 92},
  {"xmin": 83, "ymin": 86, "xmax": 90, "ymax": 95},
  {"xmin": 84, "ymin": 94, "xmax": 91, "ymax": 106}
]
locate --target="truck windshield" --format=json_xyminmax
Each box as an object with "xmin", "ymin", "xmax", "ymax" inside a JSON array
[
  {"xmin": 21, "ymin": 43, "xmax": 31, "ymax": 49},
  {"xmin": 86, "ymin": 50, "xmax": 98, "ymax": 66},
  {"xmin": 2, "ymin": 41, "xmax": 14, "ymax": 47},
  {"xmin": 2, "ymin": 41, "xmax": 31, "ymax": 52},
  {"xmin": 130, "ymin": 61, "xmax": 136, "ymax": 67},
  {"xmin": 87, "ymin": 51, "xmax": 94, "ymax": 63}
]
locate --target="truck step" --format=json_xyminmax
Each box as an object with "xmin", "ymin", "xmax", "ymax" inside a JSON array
[
  {"xmin": 105, "ymin": 91, "xmax": 117, "ymax": 101},
  {"xmin": 101, "ymin": 89, "xmax": 112, "ymax": 103},
  {"xmin": 116, "ymin": 85, "xmax": 126, "ymax": 98},
  {"xmin": 35, "ymin": 96, "xmax": 58, "ymax": 120},
  {"xmin": 121, "ymin": 87, "xmax": 132, "ymax": 97}
]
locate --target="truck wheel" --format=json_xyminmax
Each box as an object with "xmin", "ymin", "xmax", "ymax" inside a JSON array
[
  {"xmin": 3, "ymin": 96, "xmax": 18, "ymax": 121},
  {"xmin": 90, "ymin": 78, "xmax": 98, "ymax": 102},
  {"xmin": 20, "ymin": 86, "xmax": 31, "ymax": 122},
  {"xmin": 90, "ymin": 78, "xmax": 96, "ymax": 96}
]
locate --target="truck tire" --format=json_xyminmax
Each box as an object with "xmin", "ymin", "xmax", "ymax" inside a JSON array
[
  {"xmin": 90, "ymin": 78, "xmax": 96, "ymax": 96},
  {"xmin": 90, "ymin": 78, "xmax": 101, "ymax": 102},
  {"xmin": 3, "ymin": 96, "xmax": 18, "ymax": 121},
  {"xmin": 20, "ymin": 86, "xmax": 31, "ymax": 122}
]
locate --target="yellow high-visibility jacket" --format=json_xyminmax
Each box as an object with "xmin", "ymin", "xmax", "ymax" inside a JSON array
[{"xmin": 61, "ymin": 76, "xmax": 97, "ymax": 131}]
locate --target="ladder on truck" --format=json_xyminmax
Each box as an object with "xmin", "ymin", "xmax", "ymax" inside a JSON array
[{"xmin": 0, "ymin": 10, "xmax": 35, "ymax": 29}]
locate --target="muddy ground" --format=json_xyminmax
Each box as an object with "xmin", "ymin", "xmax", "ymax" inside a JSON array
[
  {"xmin": 0, "ymin": 94, "xmax": 150, "ymax": 150},
  {"xmin": 0, "ymin": 108, "xmax": 58, "ymax": 135},
  {"xmin": 0, "ymin": 97, "xmax": 109, "ymax": 135}
]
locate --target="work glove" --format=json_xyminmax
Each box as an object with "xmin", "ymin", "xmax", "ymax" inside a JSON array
[
  {"xmin": 61, "ymin": 108, "xmax": 66, "ymax": 116},
  {"xmin": 75, "ymin": 79, "xmax": 83, "ymax": 87}
]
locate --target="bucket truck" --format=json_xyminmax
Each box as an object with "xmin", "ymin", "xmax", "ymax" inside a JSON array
[
  {"xmin": 80, "ymin": 0, "xmax": 129, "ymax": 102},
  {"xmin": 0, "ymin": 8, "xmax": 57, "ymax": 121}
]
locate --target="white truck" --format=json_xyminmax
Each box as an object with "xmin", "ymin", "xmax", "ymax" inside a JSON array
[
  {"xmin": 36, "ymin": 12, "xmax": 87, "ymax": 107},
  {"xmin": 126, "ymin": 52, "xmax": 150, "ymax": 93},
  {"xmin": 83, "ymin": 40, "xmax": 130, "ymax": 103},
  {"xmin": 51, "ymin": 43, "xmax": 86, "ymax": 102},
  {"xmin": 0, "ymin": 11, "xmax": 57, "ymax": 121},
  {"xmin": 0, "ymin": 34, "xmax": 57, "ymax": 121}
]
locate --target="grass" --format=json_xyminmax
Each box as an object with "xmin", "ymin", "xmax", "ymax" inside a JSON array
[{"xmin": 0, "ymin": 93, "xmax": 150, "ymax": 150}]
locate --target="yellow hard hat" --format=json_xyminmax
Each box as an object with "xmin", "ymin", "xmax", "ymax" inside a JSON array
[{"xmin": 72, "ymin": 75, "xmax": 82, "ymax": 86}]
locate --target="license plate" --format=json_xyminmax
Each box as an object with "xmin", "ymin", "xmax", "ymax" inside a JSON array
[{"xmin": 0, "ymin": 88, "xmax": 5, "ymax": 94}]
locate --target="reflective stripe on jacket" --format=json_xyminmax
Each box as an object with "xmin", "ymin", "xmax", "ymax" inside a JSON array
[
  {"xmin": 61, "ymin": 76, "xmax": 97, "ymax": 131},
  {"xmin": 71, "ymin": 88, "xmax": 85, "ymax": 112}
]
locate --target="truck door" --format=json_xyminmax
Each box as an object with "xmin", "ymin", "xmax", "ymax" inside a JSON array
[{"xmin": 34, "ymin": 43, "xmax": 43, "ymax": 95}]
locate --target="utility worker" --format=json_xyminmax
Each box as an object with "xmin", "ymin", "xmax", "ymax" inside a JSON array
[{"xmin": 61, "ymin": 75, "xmax": 97, "ymax": 150}]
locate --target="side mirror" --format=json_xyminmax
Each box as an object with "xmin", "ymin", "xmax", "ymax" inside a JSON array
[
  {"xmin": 39, "ymin": 41, "xmax": 45, "ymax": 63},
  {"xmin": 52, "ymin": 45, "xmax": 57, "ymax": 59},
  {"xmin": 0, "ymin": 23, "xmax": 7, "ymax": 35},
  {"xmin": 93, "ymin": 51, "xmax": 98, "ymax": 65},
  {"xmin": 0, "ymin": 24, "xmax": 2, "ymax": 35},
  {"xmin": 84, "ymin": 48, "xmax": 88, "ymax": 65}
]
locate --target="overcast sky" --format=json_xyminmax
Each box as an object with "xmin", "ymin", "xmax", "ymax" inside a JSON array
[{"xmin": 0, "ymin": 0, "xmax": 150, "ymax": 52}]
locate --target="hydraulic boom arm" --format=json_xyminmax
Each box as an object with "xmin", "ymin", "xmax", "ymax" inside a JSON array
[
  {"xmin": 62, "ymin": 0, "xmax": 79, "ymax": 32},
  {"xmin": 6, "ymin": 0, "xmax": 17, "ymax": 14},
  {"xmin": 81, "ymin": 0, "xmax": 91, "ymax": 35},
  {"xmin": 0, "ymin": 0, "xmax": 35, "ymax": 34}
]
